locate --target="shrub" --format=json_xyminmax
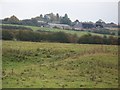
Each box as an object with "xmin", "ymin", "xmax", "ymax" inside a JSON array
[{"xmin": 2, "ymin": 30, "xmax": 13, "ymax": 40}]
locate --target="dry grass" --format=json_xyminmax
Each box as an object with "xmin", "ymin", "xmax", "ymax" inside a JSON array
[{"xmin": 2, "ymin": 40, "xmax": 118, "ymax": 88}]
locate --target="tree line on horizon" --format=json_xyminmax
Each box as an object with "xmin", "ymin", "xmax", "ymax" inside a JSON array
[
  {"xmin": 2, "ymin": 13, "xmax": 73, "ymax": 26},
  {"xmin": 3, "ymin": 13, "xmax": 118, "ymax": 27}
]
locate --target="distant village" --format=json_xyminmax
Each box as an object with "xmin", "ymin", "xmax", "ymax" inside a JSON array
[
  {"xmin": 35, "ymin": 13, "xmax": 118, "ymax": 31},
  {"xmin": 2, "ymin": 13, "xmax": 119, "ymax": 31},
  {"xmin": 40, "ymin": 19, "xmax": 118, "ymax": 30}
]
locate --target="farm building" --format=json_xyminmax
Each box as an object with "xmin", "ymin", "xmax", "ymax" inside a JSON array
[
  {"xmin": 37, "ymin": 20, "xmax": 48, "ymax": 27},
  {"xmin": 105, "ymin": 22, "xmax": 118, "ymax": 28},
  {"xmin": 82, "ymin": 22, "xmax": 95, "ymax": 29},
  {"xmin": 47, "ymin": 23, "xmax": 72, "ymax": 29},
  {"xmin": 73, "ymin": 22, "xmax": 83, "ymax": 30},
  {"xmin": 73, "ymin": 21, "xmax": 95, "ymax": 30}
]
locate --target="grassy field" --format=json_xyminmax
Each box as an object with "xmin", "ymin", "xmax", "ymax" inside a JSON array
[
  {"xmin": 2, "ymin": 41, "xmax": 118, "ymax": 88},
  {"xmin": 1, "ymin": 24, "xmax": 116, "ymax": 37}
]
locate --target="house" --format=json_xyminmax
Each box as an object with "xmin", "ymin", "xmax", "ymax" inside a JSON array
[{"xmin": 95, "ymin": 19, "xmax": 106, "ymax": 28}]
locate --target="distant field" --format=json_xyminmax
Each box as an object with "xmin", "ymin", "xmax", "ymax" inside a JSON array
[
  {"xmin": 1, "ymin": 24, "xmax": 117, "ymax": 37},
  {"xmin": 2, "ymin": 41, "xmax": 118, "ymax": 88}
]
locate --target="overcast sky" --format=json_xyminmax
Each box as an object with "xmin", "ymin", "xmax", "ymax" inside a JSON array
[{"xmin": 0, "ymin": 0, "xmax": 119, "ymax": 24}]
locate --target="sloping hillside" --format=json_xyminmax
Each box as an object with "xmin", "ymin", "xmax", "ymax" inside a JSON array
[
  {"xmin": 1, "ymin": 24, "xmax": 117, "ymax": 37},
  {"xmin": 2, "ymin": 41, "xmax": 118, "ymax": 88}
]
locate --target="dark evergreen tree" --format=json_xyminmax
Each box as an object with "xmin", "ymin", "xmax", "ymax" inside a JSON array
[{"xmin": 60, "ymin": 14, "xmax": 71, "ymax": 25}]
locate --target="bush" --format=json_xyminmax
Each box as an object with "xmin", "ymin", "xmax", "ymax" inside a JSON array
[
  {"xmin": 50, "ymin": 32, "xmax": 70, "ymax": 43},
  {"xmin": 2, "ymin": 30, "xmax": 13, "ymax": 40}
]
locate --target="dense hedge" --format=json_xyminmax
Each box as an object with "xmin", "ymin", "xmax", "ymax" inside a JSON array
[
  {"xmin": 77, "ymin": 34, "xmax": 118, "ymax": 45},
  {"xmin": 2, "ymin": 30, "xmax": 72, "ymax": 43},
  {"xmin": 2, "ymin": 30, "xmax": 119, "ymax": 45},
  {"xmin": 90, "ymin": 29, "xmax": 113, "ymax": 35},
  {"xmin": 2, "ymin": 25, "xmax": 32, "ymax": 31}
]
